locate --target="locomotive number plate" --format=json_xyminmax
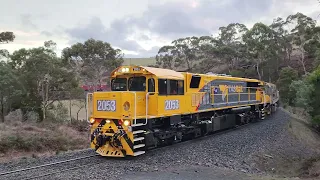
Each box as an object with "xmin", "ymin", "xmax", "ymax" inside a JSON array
[
  {"xmin": 165, "ymin": 100, "xmax": 179, "ymax": 110},
  {"xmin": 97, "ymin": 100, "xmax": 116, "ymax": 111}
]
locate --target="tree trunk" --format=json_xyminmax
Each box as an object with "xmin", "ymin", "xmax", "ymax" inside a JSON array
[
  {"xmin": 0, "ymin": 93, "xmax": 4, "ymax": 122},
  {"xmin": 38, "ymin": 107, "xmax": 44, "ymax": 122},
  {"xmin": 256, "ymin": 62, "xmax": 261, "ymax": 80},
  {"xmin": 42, "ymin": 104, "xmax": 46, "ymax": 121},
  {"xmin": 69, "ymin": 93, "xmax": 72, "ymax": 121},
  {"xmin": 186, "ymin": 59, "xmax": 191, "ymax": 72},
  {"xmin": 268, "ymin": 68, "xmax": 271, "ymax": 83},
  {"xmin": 21, "ymin": 108, "xmax": 28, "ymax": 122},
  {"xmin": 77, "ymin": 109, "xmax": 81, "ymax": 121},
  {"xmin": 300, "ymin": 53, "xmax": 307, "ymax": 75}
]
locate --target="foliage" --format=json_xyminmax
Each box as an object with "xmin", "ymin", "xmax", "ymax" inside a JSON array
[
  {"xmin": 0, "ymin": 62, "xmax": 23, "ymax": 122},
  {"xmin": 289, "ymin": 79, "xmax": 313, "ymax": 110},
  {"xmin": 0, "ymin": 31, "xmax": 15, "ymax": 60},
  {"xmin": 243, "ymin": 23, "xmax": 280, "ymax": 80},
  {"xmin": 306, "ymin": 66, "xmax": 320, "ymax": 125},
  {"xmin": 286, "ymin": 65, "xmax": 320, "ymax": 127},
  {"xmin": 46, "ymin": 102, "xmax": 69, "ymax": 123},
  {"xmin": 154, "ymin": 12, "xmax": 320, "ymax": 129},
  {"xmin": 276, "ymin": 67, "xmax": 299, "ymax": 105},
  {"xmin": 156, "ymin": 36, "xmax": 203, "ymax": 71},
  {"xmin": 8, "ymin": 42, "xmax": 79, "ymax": 121},
  {"xmin": 0, "ymin": 32, "xmax": 15, "ymax": 44},
  {"xmin": 61, "ymin": 38, "xmax": 124, "ymax": 89},
  {"xmin": 214, "ymin": 23, "xmax": 248, "ymax": 73},
  {"xmin": 156, "ymin": 13, "xmax": 320, "ymax": 81}
]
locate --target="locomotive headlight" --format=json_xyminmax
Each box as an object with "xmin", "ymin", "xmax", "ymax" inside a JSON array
[
  {"xmin": 123, "ymin": 120, "xmax": 130, "ymax": 126},
  {"xmin": 121, "ymin": 67, "xmax": 130, "ymax": 72},
  {"xmin": 89, "ymin": 117, "xmax": 95, "ymax": 124},
  {"xmin": 106, "ymin": 119, "xmax": 111, "ymax": 124}
]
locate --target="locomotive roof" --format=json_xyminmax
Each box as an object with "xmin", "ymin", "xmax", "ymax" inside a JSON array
[
  {"xmin": 185, "ymin": 72, "xmax": 263, "ymax": 83},
  {"xmin": 111, "ymin": 66, "xmax": 185, "ymax": 80},
  {"xmin": 112, "ymin": 66, "xmax": 264, "ymax": 83},
  {"xmin": 141, "ymin": 66, "xmax": 184, "ymax": 80}
]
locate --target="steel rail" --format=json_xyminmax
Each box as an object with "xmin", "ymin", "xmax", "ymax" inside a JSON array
[
  {"xmin": 24, "ymin": 160, "xmax": 105, "ymax": 180},
  {"xmin": 0, "ymin": 154, "xmax": 98, "ymax": 176}
]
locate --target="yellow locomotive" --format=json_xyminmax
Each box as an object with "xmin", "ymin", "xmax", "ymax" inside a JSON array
[{"xmin": 87, "ymin": 66, "xmax": 279, "ymax": 157}]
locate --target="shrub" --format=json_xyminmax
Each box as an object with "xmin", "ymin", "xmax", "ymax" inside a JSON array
[
  {"xmin": 306, "ymin": 67, "xmax": 320, "ymax": 126},
  {"xmin": 69, "ymin": 118, "xmax": 89, "ymax": 132},
  {"xmin": 289, "ymin": 79, "xmax": 313, "ymax": 111},
  {"xmin": 277, "ymin": 67, "xmax": 299, "ymax": 105},
  {"xmin": 0, "ymin": 133, "xmax": 87, "ymax": 154},
  {"xmin": 46, "ymin": 102, "xmax": 69, "ymax": 123}
]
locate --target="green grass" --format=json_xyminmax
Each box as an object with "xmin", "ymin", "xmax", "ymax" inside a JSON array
[{"xmin": 122, "ymin": 57, "xmax": 156, "ymax": 66}]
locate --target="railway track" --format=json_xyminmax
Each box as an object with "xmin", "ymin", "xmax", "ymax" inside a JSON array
[
  {"xmin": 0, "ymin": 114, "xmax": 272, "ymax": 179},
  {"xmin": 0, "ymin": 154, "xmax": 101, "ymax": 180}
]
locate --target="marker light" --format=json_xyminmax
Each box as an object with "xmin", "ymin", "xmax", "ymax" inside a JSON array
[
  {"xmin": 123, "ymin": 120, "xmax": 130, "ymax": 126},
  {"xmin": 89, "ymin": 118, "xmax": 95, "ymax": 124},
  {"xmin": 106, "ymin": 119, "xmax": 111, "ymax": 124}
]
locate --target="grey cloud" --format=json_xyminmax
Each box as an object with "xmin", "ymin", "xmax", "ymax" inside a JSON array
[
  {"xmin": 128, "ymin": 0, "xmax": 273, "ymax": 38},
  {"xmin": 139, "ymin": 34, "xmax": 150, "ymax": 41},
  {"xmin": 148, "ymin": 11, "xmax": 209, "ymax": 37},
  {"xmin": 125, "ymin": 46, "xmax": 161, "ymax": 58},
  {"xmin": 41, "ymin": 31, "xmax": 53, "ymax": 37},
  {"xmin": 199, "ymin": 0, "xmax": 272, "ymax": 23},
  {"xmin": 65, "ymin": 0, "xmax": 315, "ymax": 57},
  {"xmin": 20, "ymin": 14, "xmax": 37, "ymax": 29},
  {"xmin": 137, "ymin": 46, "xmax": 160, "ymax": 58},
  {"xmin": 65, "ymin": 17, "xmax": 142, "ymax": 52}
]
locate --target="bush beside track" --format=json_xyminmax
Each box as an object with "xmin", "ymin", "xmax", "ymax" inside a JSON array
[{"xmin": 0, "ymin": 114, "xmax": 89, "ymax": 163}]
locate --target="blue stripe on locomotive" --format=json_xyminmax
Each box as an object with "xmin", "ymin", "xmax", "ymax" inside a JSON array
[{"xmin": 197, "ymin": 80, "xmax": 261, "ymax": 111}]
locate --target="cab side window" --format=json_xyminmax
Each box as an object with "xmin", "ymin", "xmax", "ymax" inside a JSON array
[
  {"xmin": 158, "ymin": 79, "xmax": 184, "ymax": 95},
  {"xmin": 148, "ymin": 78, "xmax": 155, "ymax": 92},
  {"xmin": 158, "ymin": 79, "xmax": 167, "ymax": 95},
  {"xmin": 169, "ymin": 80, "xmax": 178, "ymax": 95}
]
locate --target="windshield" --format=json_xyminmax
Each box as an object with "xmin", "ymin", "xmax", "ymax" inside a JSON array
[
  {"xmin": 128, "ymin": 76, "xmax": 146, "ymax": 91},
  {"xmin": 111, "ymin": 78, "xmax": 127, "ymax": 91}
]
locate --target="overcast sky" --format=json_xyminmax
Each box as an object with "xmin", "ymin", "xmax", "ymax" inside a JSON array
[{"xmin": 1, "ymin": 0, "xmax": 319, "ymax": 58}]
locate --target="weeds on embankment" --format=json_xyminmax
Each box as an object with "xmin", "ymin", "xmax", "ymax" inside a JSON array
[{"xmin": 0, "ymin": 110, "xmax": 90, "ymax": 162}]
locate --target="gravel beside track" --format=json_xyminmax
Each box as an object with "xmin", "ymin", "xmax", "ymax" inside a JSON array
[{"xmin": 1, "ymin": 109, "xmax": 319, "ymax": 180}]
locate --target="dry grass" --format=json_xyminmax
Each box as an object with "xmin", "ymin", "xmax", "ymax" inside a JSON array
[
  {"xmin": 253, "ymin": 108, "xmax": 320, "ymax": 179},
  {"xmin": 0, "ymin": 120, "xmax": 90, "ymax": 163},
  {"xmin": 53, "ymin": 99, "xmax": 87, "ymax": 121},
  {"xmin": 284, "ymin": 106, "xmax": 311, "ymax": 124}
]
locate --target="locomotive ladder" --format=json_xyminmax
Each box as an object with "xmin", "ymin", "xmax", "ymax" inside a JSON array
[
  {"xmin": 131, "ymin": 124, "xmax": 146, "ymax": 156},
  {"xmin": 129, "ymin": 92, "xmax": 149, "ymax": 156}
]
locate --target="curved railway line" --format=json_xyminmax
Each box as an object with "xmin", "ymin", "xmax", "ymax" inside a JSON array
[{"xmin": 0, "ymin": 115, "xmax": 267, "ymax": 180}]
